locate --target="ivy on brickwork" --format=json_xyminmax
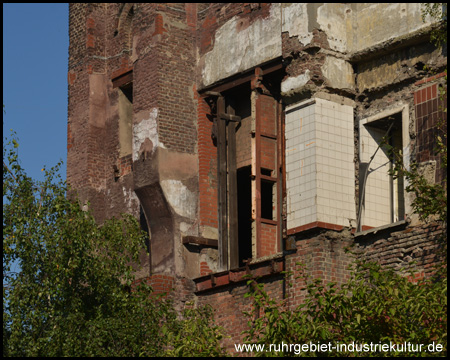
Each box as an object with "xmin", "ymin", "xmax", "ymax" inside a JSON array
[
  {"xmin": 3, "ymin": 128, "xmax": 226, "ymax": 357},
  {"xmin": 241, "ymin": 4, "xmax": 447, "ymax": 357}
]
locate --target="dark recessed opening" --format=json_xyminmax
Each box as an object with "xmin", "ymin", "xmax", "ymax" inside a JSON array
[
  {"xmin": 120, "ymin": 82, "xmax": 133, "ymax": 103},
  {"xmin": 365, "ymin": 112, "xmax": 402, "ymax": 132},
  {"xmin": 261, "ymin": 179, "xmax": 275, "ymax": 220},
  {"xmin": 237, "ymin": 166, "xmax": 252, "ymax": 266},
  {"xmin": 224, "ymin": 83, "xmax": 251, "ymax": 119},
  {"xmin": 261, "ymin": 168, "xmax": 272, "ymax": 177}
]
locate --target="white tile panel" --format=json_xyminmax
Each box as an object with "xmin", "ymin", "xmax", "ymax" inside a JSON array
[{"xmin": 286, "ymin": 98, "xmax": 355, "ymax": 230}]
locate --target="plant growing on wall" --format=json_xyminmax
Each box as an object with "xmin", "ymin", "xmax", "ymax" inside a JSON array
[
  {"xmin": 242, "ymin": 260, "xmax": 446, "ymax": 357},
  {"xmin": 3, "ymin": 130, "xmax": 226, "ymax": 357}
]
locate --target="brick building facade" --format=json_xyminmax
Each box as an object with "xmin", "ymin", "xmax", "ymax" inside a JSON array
[{"xmin": 68, "ymin": 3, "xmax": 446, "ymax": 351}]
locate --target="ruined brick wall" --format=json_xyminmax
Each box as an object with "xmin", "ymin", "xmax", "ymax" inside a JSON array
[
  {"xmin": 68, "ymin": 4, "xmax": 446, "ymax": 355},
  {"xmin": 151, "ymin": 4, "xmax": 197, "ymax": 154},
  {"xmin": 192, "ymin": 4, "xmax": 445, "ymax": 354},
  {"xmin": 197, "ymin": 3, "xmax": 272, "ymax": 59},
  {"xmin": 195, "ymin": 223, "xmax": 443, "ymax": 354},
  {"xmin": 196, "ymin": 269, "xmax": 285, "ymax": 351},
  {"xmin": 356, "ymin": 223, "xmax": 445, "ymax": 281},
  {"xmin": 68, "ymin": 4, "xmax": 113, "ymax": 224},
  {"xmin": 285, "ymin": 232, "xmax": 354, "ymax": 310},
  {"xmin": 68, "ymin": 3, "xmax": 202, "ymax": 286}
]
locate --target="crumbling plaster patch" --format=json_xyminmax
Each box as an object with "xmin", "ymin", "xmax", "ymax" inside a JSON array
[
  {"xmin": 281, "ymin": 70, "xmax": 311, "ymax": 93},
  {"xmin": 122, "ymin": 186, "xmax": 139, "ymax": 211},
  {"xmin": 281, "ymin": 3, "xmax": 313, "ymax": 46},
  {"xmin": 418, "ymin": 160, "xmax": 436, "ymax": 184},
  {"xmin": 356, "ymin": 47, "xmax": 441, "ymax": 93},
  {"xmin": 202, "ymin": 3, "xmax": 281, "ymax": 86},
  {"xmin": 316, "ymin": 4, "xmax": 351, "ymax": 53},
  {"xmin": 200, "ymin": 248, "xmax": 219, "ymax": 272},
  {"xmin": 180, "ymin": 221, "xmax": 197, "ymax": 237},
  {"xmin": 133, "ymin": 108, "xmax": 165, "ymax": 161},
  {"xmin": 282, "ymin": 4, "xmax": 435, "ymax": 56},
  {"xmin": 200, "ymin": 225, "xmax": 218, "ymax": 241},
  {"xmin": 160, "ymin": 179, "xmax": 197, "ymax": 219},
  {"xmin": 282, "ymin": 3, "xmax": 350, "ymax": 53},
  {"xmin": 321, "ymin": 56, "xmax": 355, "ymax": 90}
]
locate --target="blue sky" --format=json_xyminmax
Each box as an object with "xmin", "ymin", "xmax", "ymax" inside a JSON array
[{"xmin": 3, "ymin": 3, "xmax": 69, "ymax": 182}]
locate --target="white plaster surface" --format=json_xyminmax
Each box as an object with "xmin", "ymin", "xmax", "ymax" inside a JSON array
[
  {"xmin": 281, "ymin": 3, "xmax": 313, "ymax": 46},
  {"xmin": 282, "ymin": 4, "xmax": 350, "ymax": 52},
  {"xmin": 359, "ymin": 125, "xmax": 392, "ymax": 227},
  {"xmin": 281, "ymin": 70, "xmax": 311, "ymax": 93},
  {"xmin": 161, "ymin": 179, "xmax": 196, "ymax": 218},
  {"xmin": 133, "ymin": 108, "xmax": 162, "ymax": 161},
  {"xmin": 202, "ymin": 4, "xmax": 282, "ymax": 86},
  {"xmin": 180, "ymin": 221, "xmax": 198, "ymax": 236},
  {"xmin": 316, "ymin": 4, "xmax": 350, "ymax": 53},
  {"xmin": 122, "ymin": 186, "xmax": 139, "ymax": 211}
]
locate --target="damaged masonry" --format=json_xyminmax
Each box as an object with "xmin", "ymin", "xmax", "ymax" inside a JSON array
[{"xmin": 68, "ymin": 3, "xmax": 446, "ymax": 350}]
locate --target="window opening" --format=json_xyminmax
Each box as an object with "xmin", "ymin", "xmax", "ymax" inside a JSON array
[
  {"xmin": 226, "ymin": 86, "xmax": 251, "ymax": 268},
  {"xmin": 237, "ymin": 166, "xmax": 252, "ymax": 266},
  {"xmin": 208, "ymin": 67, "xmax": 283, "ymax": 269},
  {"xmin": 261, "ymin": 179, "xmax": 275, "ymax": 220},
  {"xmin": 358, "ymin": 112, "xmax": 405, "ymax": 231},
  {"xmin": 117, "ymin": 81, "xmax": 133, "ymax": 159}
]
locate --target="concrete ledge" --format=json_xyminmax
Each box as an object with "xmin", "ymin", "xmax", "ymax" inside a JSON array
[
  {"xmin": 354, "ymin": 220, "xmax": 407, "ymax": 238},
  {"xmin": 287, "ymin": 221, "xmax": 345, "ymax": 236}
]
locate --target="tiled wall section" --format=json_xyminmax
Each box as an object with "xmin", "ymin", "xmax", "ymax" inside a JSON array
[
  {"xmin": 285, "ymin": 100, "xmax": 317, "ymax": 229},
  {"xmin": 285, "ymin": 98, "xmax": 355, "ymax": 231},
  {"xmin": 315, "ymin": 99, "xmax": 355, "ymax": 226}
]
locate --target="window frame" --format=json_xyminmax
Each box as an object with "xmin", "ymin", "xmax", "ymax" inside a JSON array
[{"xmin": 357, "ymin": 104, "xmax": 411, "ymax": 232}]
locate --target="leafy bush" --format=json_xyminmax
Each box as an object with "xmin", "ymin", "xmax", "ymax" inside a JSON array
[
  {"xmin": 243, "ymin": 260, "xmax": 447, "ymax": 357},
  {"xmin": 3, "ymin": 131, "xmax": 226, "ymax": 357}
]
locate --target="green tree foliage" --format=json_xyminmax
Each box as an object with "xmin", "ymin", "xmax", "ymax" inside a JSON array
[
  {"xmin": 165, "ymin": 304, "xmax": 228, "ymax": 357},
  {"xmin": 3, "ymin": 131, "xmax": 226, "ymax": 357}
]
